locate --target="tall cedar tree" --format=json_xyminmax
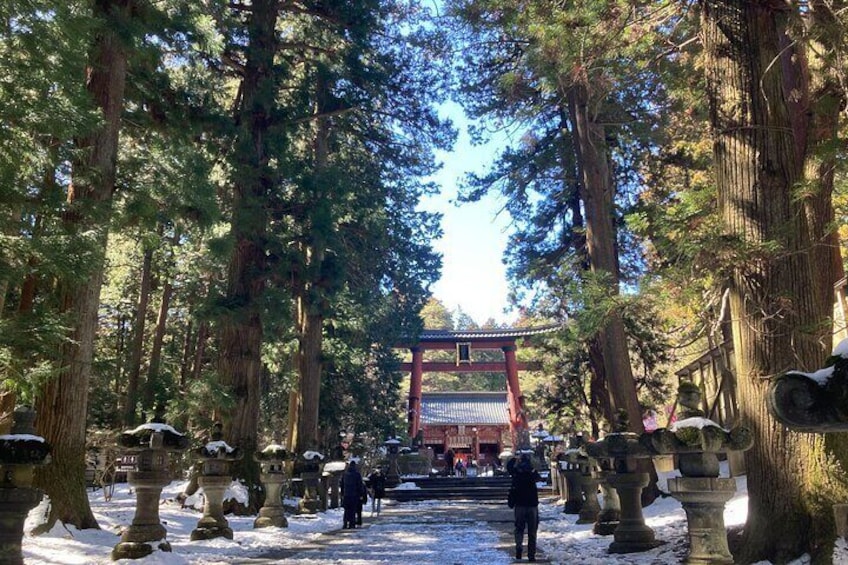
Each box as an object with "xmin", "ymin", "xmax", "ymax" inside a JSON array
[
  {"xmin": 285, "ymin": 1, "xmax": 449, "ymax": 454},
  {"xmin": 450, "ymin": 1, "xmax": 673, "ymax": 433},
  {"xmin": 215, "ymin": 0, "xmax": 281, "ymax": 508},
  {"xmin": 34, "ymin": 0, "xmax": 136, "ymax": 531},
  {"xmin": 701, "ymin": 1, "xmax": 848, "ymax": 561}
]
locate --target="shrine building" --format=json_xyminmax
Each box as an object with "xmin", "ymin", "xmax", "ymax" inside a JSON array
[{"xmin": 420, "ymin": 391, "xmax": 509, "ymax": 468}]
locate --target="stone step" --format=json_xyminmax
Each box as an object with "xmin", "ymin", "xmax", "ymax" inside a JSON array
[
  {"xmin": 385, "ymin": 487, "xmax": 511, "ymax": 502},
  {"xmin": 399, "ymin": 476, "xmax": 513, "ymax": 489}
]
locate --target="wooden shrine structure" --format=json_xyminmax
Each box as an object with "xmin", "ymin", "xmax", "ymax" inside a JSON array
[{"xmin": 396, "ymin": 326, "xmax": 557, "ymax": 445}]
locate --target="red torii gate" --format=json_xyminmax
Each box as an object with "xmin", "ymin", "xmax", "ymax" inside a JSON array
[{"xmin": 396, "ymin": 326, "xmax": 557, "ymax": 441}]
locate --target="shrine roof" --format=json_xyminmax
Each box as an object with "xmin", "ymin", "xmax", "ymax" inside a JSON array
[
  {"xmin": 420, "ymin": 392, "xmax": 509, "ymax": 426},
  {"xmin": 414, "ymin": 324, "xmax": 559, "ymax": 342}
]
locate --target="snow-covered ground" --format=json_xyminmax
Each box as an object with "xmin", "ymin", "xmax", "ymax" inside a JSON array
[{"xmin": 19, "ymin": 465, "xmax": 848, "ymax": 564}]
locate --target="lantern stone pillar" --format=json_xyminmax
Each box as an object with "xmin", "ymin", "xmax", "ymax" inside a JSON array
[
  {"xmin": 297, "ymin": 450, "xmax": 324, "ymax": 514},
  {"xmin": 593, "ymin": 458, "xmax": 621, "ymax": 536},
  {"xmin": 585, "ymin": 414, "xmax": 662, "ymax": 554},
  {"xmin": 0, "ymin": 406, "xmax": 51, "ymax": 565},
  {"xmin": 191, "ymin": 423, "xmax": 242, "ymax": 541},
  {"xmin": 254, "ymin": 443, "xmax": 289, "ymax": 528}
]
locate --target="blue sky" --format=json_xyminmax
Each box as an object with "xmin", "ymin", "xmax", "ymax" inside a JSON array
[{"xmin": 420, "ymin": 102, "xmax": 517, "ymax": 326}]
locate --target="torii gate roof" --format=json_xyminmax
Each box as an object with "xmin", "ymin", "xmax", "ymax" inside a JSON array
[
  {"xmin": 416, "ymin": 325, "xmax": 559, "ymax": 342},
  {"xmin": 396, "ymin": 325, "xmax": 560, "ymax": 350}
]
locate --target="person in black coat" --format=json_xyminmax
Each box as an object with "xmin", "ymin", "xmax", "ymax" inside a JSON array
[
  {"xmin": 509, "ymin": 453, "xmax": 541, "ymax": 562},
  {"xmin": 341, "ymin": 461, "xmax": 365, "ymax": 529},
  {"xmin": 367, "ymin": 467, "xmax": 386, "ymax": 516}
]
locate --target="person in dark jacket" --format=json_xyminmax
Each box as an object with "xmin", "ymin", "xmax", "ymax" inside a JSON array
[
  {"xmin": 341, "ymin": 461, "xmax": 364, "ymax": 529},
  {"xmin": 510, "ymin": 453, "xmax": 541, "ymax": 561},
  {"xmin": 367, "ymin": 467, "xmax": 386, "ymax": 516},
  {"xmin": 445, "ymin": 448, "xmax": 455, "ymax": 476}
]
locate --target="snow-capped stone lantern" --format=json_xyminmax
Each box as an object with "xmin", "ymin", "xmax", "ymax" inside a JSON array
[
  {"xmin": 112, "ymin": 419, "xmax": 189, "ymax": 560},
  {"xmin": 322, "ymin": 459, "xmax": 347, "ymax": 509},
  {"xmin": 253, "ymin": 442, "xmax": 290, "ymax": 528},
  {"xmin": 384, "ymin": 436, "xmax": 402, "ymax": 487},
  {"xmin": 644, "ymin": 381, "xmax": 753, "ymax": 564},
  {"xmin": 560, "ymin": 435, "xmax": 585, "ymax": 515},
  {"xmin": 768, "ymin": 338, "xmax": 848, "ymax": 537},
  {"xmin": 563, "ymin": 445, "xmax": 600, "ymax": 525},
  {"xmin": 298, "ymin": 449, "xmax": 325, "ymax": 514},
  {"xmin": 585, "ymin": 412, "xmax": 662, "ymax": 554},
  {"xmin": 190, "ymin": 422, "xmax": 242, "ymax": 541},
  {"xmin": 0, "ymin": 406, "xmax": 51, "ymax": 565}
]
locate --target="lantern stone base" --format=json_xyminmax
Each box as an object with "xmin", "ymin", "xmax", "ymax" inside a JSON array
[
  {"xmin": 576, "ymin": 475, "xmax": 600, "ymax": 524},
  {"xmin": 0, "ymin": 486, "xmax": 43, "ymax": 565},
  {"xmin": 608, "ymin": 472, "xmax": 662, "ymax": 554},
  {"xmin": 254, "ymin": 507, "xmax": 288, "ymax": 528},
  {"xmin": 111, "ymin": 539, "xmax": 172, "ymax": 560},
  {"xmin": 254, "ymin": 474, "xmax": 287, "ymax": 528},
  {"xmin": 668, "ymin": 477, "xmax": 736, "ymax": 565},
  {"xmin": 191, "ymin": 475, "xmax": 233, "ymax": 541},
  {"xmin": 593, "ymin": 505, "xmax": 621, "ymax": 536},
  {"xmin": 112, "ymin": 469, "xmax": 172, "ymax": 560}
]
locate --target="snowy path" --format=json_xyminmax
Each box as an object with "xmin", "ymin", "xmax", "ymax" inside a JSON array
[{"xmin": 222, "ymin": 500, "xmax": 526, "ymax": 565}]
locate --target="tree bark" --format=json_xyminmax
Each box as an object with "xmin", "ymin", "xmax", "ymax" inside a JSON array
[
  {"xmin": 294, "ymin": 70, "xmax": 331, "ymax": 455},
  {"xmin": 34, "ymin": 0, "xmax": 132, "ymax": 531},
  {"xmin": 124, "ymin": 247, "xmax": 152, "ymax": 426},
  {"xmin": 568, "ymin": 85, "xmax": 643, "ymax": 433},
  {"xmin": 216, "ymin": 0, "xmax": 280, "ymax": 510},
  {"xmin": 295, "ymin": 290, "xmax": 324, "ymax": 452},
  {"xmin": 143, "ymin": 267, "xmax": 173, "ymax": 415},
  {"xmin": 701, "ymin": 1, "xmax": 847, "ymax": 560}
]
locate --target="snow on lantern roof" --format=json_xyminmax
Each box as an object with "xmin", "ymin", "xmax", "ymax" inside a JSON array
[
  {"xmin": 127, "ymin": 422, "xmax": 185, "ymax": 436},
  {"xmin": 204, "ymin": 440, "xmax": 236, "ymax": 453},
  {"xmin": 261, "ymin": 443, "xmax": 286, "ymax": 454},
  {"xmin": 0, "ymin": 434, "xmax": 45, "ymax": 443},
  {"xmin": 669, "ymin": 417, "xmax": 726, "ymax": 433},
  {"xmin": 323, "ymin": 461, "xmax": 347, "ymax": 472},
  {"xmin": 303, "ymin": 450, "xmax": 325, "ymax": 460},
  {"xmin": 833, "ymin": 338, "xmax": 848, "ymax": 359},
  {"xmin": 790, "ymin": 366, "xmax": 835, "ymax": 386}
]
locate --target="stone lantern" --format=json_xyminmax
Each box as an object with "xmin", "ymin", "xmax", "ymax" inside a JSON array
[
  {"xmin": 593, "ymin": 457, "xmax": 622, "ymax": 536},
  {"xmin": 767, "ymin": 340, "xmax": 848, "ymax": 537},
  {"xmin": 644, "ymin": 381, "xmax": 753, "ymax": 564},
  {"xmin": 560, "ymin": 435, "xmax": 585, "ymax": 515},
  {"xmin": 254, "ymin": 442, "xmax": 289, "ymax": 528},
  {"xmin": 112, "ymin": 419, "xmax": 189, "ymax": 560},
  {"xmin": 563, "ymin": 446, "xmax": 600, "ymax": 525},
  {"xmin": 190, "ymin": 423, "xmax": 242, "ymax": 541},
  {"xmin": 384, "ymin": 437, "xmax": 401, "ymax": 487},
  {"xmin": 322, "ymin": 460, "xmax": 347, "ymax": 509},
  {"xmin": 585, "ymin": 413, "xmax": 662, "ymax": 554},
  {"xmin": 0, "ymin": 406, "xmax": 51, "ymax": 565},
  {"xmin": 297, "ymin": 449, "xmax": 325, "ymax": 514}
]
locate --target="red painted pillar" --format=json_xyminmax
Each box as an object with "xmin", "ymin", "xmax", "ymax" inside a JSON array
[
  {"xmin": 503, "ymin": 344, "xmax": 527, "ymax": 434},
  {"xmin": 408, "ymin": 347, "xmax": 424, "ymax": 439}
]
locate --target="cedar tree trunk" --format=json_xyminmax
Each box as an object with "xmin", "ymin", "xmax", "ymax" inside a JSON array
[
  {"xmin": 33, "ymin": 0, "xmax": 132, "ymax": 531},
  {"xmin": 701, "ymin": 1, "xmax": 848, "ymax": 560}
]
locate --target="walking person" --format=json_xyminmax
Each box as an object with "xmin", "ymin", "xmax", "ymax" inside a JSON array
[
  {"xmin": 367, "ymin": 467, "xmax": 386, "ymax": 516},
  {"xmin": 341, "ymin": 460, "xmax": 364, "ymax": 529},
  {"xmin": 509, "ymin": 453, "xmax": 541, "ymax": 562},
  {"xmin": 445, "ymin": 448, "xmax": 455, "ymax": 476}
]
